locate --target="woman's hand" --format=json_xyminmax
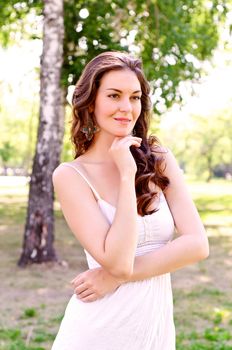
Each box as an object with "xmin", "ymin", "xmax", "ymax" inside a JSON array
[
  {"xmin": 71, "ymin": 267, "xmax": 123, "ymax": 302},
  {"xmin": 109, "ymin": 136, "xmax": 142, "ymax": 177}
]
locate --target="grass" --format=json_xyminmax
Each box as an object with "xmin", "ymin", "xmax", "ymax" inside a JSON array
[{"xmin": 0, "ymin": 176, "xmax": 232, "ymax": 349}]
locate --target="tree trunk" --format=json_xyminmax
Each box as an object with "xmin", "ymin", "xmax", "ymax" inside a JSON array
[{"xmin": 18, "ymin": 0, "xmax": 64, "ymax": 267}]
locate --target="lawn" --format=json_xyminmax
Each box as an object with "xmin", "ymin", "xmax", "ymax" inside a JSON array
[{"xmin": 0, "ymin": 176, "xmax": 231, "ymax": 350}]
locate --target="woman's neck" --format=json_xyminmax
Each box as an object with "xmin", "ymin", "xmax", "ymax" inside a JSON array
[
  {"xmin": 82, "ymin": 133, "xmax": 115, "ymax": 163},
  {"xmin": 78, "ymin": 133, "xmax": 115, "ymax": 164}
]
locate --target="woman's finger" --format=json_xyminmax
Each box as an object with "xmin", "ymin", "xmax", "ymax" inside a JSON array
[
  {"xmin": 75, "ymin": 287, "xmax": 94, "ymax": 298},
  {"xmin": 70, "ymin": 275, "xmax": 84, "ymax": 286},
  {"xmin": 111, "ymin": 139, "xmax": 141, "ymax": 150},
  {"xmin": 74, "ymin": 283, "xmax": 87, "ymax": 295},
  {"xmin": 113, "ymin": 136, "xmax": 142, "ymax": 146},
  {"xmin": 80, "ymin": 293, "xmax": 99, "ymax": 303}
]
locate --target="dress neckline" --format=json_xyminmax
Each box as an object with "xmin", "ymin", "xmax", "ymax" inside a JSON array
[
  {"xmin": 97, "ymin": 194, "xmax": 166, "ymax": 219},
  {"xmin": 61, "ymin": 162, "xmax": 166, "ymax": 217},
  {"xmin": 97, "ymin": 197, "xmax": 116, "ymax": 210}
]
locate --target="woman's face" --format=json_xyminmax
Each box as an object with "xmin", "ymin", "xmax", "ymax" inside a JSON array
[{"xmin": 93, "ymin": 69, "xmax": 142, "ymax": 138}]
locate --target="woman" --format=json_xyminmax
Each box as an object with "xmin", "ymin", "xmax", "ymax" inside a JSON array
[{"xmin": 51, "ymin": 51, "xmax": 209, "ymax": 350}]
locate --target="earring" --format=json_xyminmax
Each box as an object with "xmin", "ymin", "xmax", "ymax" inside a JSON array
[{"xmin": 81, "ymin": 117, "xmax": 100, "ymax": 141}]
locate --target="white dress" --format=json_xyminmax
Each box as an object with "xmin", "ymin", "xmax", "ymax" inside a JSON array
[{"xmin": 51, "ymin": 163, "xmax": 176, "ymax": 350}]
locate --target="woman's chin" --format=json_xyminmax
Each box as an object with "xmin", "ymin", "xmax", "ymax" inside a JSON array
[{"xmin": 113, "ymin": 130, "xmax": 132, "ymax": 137}]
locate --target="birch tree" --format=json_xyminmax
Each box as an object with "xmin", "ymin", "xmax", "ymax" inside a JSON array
[{"xmin": 18, "ymin": 0, "xmax": 64, "ymax": 266}]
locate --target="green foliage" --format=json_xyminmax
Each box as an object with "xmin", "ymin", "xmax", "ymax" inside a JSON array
[
  {"xmin": 0, "ymin": 142, "xmax": 15, "ymax": 164},
  {"xmin": 134, "ymin": 0, "xmax": 227, "ymax": 111},
  {"xmin": 188, "ymin": 112, "xmax": 232, "ymax": 180},
  {"xmin": 0, "ymin": 84, "xmax": 39, "ymax": 171},
  {"xmin": 1, "ymin": 322, "xmax": 232, "ymax": 349},
  {"xmin": 22, "ymin": 308, "xmax": 37, "ymax": 318},
  {"xmin": 0, "ymin": 328, "xmax": 21, "ymax": 341},
  {"xmin": 204, "ymin": 327, "xmax": 231, "ymax": 342},
  {"xmin": 0, "ymin": 179, "xmax": 232, "ymax": 349},
  {"xmin": 62, "ymin": 0, "xmax": 123, "ymax": 86},
  {"xmin": 0, "ymin": 0, "xmax": 42, "ymax": 45},
  {"xmin": 160, "ymin": 107, "xmax": 232, "ymax": 180},
  {"xmin": 0, "ymin": 0, "xmax": 229, "ymax": 113},
  {"xmin": 33, "ymin": 330, "xmax": 54, "ymax": 343},
  {"xmin": 176, "ymin": 310, "xmax": 232, "ymax": 349},
  {"xmin": 0, "ymin": 1, "xmax": 231, "ymax": 169},
  {"xmin": 62, "ymin": 0, "xmax": 229, "ymax": 113}
]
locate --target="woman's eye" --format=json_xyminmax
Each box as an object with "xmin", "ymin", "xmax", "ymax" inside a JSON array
[
  {"xmin": 108, "ymin": 94, "xmax": 141, "ymax": 100},
  {"xmin": 108, "ymin": 94, "xmax": 119, "ymax": 99}
]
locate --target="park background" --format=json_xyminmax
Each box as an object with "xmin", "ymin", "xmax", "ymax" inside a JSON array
[{"xmin": 0, "ymin": 0, "xmax": 232, "ymax": 349}]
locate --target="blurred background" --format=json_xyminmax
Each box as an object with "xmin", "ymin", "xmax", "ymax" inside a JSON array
[{"xmin": 0, "ymin": 1, "xmax": 232, "ymax": 349}]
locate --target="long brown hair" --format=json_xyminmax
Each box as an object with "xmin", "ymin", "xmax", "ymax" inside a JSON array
[{"xmin": 71, "ymin": 51, "xmax": 169, "ymax": 216}]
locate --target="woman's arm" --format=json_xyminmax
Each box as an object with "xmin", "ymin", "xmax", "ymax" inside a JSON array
[
  {"xmin": 128, "ymin": 148, "xmax": 209, "ymax": 281},
  {"xmin": 72, "ymin": 149, "xmax": 209, "ymax": 301},
  {"xmin": 53, "ymin": 136, "xmax": 141, "ymax": 279}
]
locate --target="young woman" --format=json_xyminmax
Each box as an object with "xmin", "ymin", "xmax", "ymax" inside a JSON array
[{"xmin": 51, "ymin": 51, "xmax": 209, "ymax": 350}]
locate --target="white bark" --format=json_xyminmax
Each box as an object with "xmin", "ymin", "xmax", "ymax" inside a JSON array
[{"xmin": 19, "ymin": 0, "xmax": 64, "ymax": 266}]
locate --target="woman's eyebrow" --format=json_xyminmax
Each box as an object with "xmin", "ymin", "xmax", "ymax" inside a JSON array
[{"xmin": 106, "ymin": 88, "xmax": 142, "ymax": 94}]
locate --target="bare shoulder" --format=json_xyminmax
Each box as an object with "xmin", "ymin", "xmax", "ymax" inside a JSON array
[
  {"xmin": 151, "ymin": 146, "xmax": 181, "ymax": 177},
  {"xmin": 53, "ymin": 162, "xmax": 82, "ymax": 183},
  {"xmin": 52, "ymin": 162, "xmax": 70, "ymax": 180},
  {"xmin": 157, "ymin": 148, "xmax": 182, "ymax": 177},
  {"xmin": 52, "ymin": 161, "xmax": 111, "ymax": 267},
  {"xmin": 156, "ymin": 148, "xmax": 188, "ymax": 201},
  {"xmin": 52, "ymin": 162, "xmax": 92, "ymax": 201},
  {"xmin": 152, "ymin": 144, "xmax": 169, "ymax": 155},
  {"xmin": 53, "ymin": 161, "xmax": 78, "ymax": 175}
]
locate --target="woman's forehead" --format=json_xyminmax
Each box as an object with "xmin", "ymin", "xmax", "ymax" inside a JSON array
[{"xmin": 99, "ymin": 69, "xmax": 141, "ymax": 91}]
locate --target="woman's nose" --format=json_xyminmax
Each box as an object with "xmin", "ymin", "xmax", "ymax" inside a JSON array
[{"xmin": 119, "ymin": 98, "xmax": 132, "ymax": 112}]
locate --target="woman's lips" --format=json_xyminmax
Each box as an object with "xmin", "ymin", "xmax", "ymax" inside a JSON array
[{"xmin": 114, "ymin": 118, "xmax": 131, "ymax": 124}]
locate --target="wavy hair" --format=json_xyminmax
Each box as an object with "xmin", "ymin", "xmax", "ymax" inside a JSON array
[{"xmin": 71, "ymin": 51, "xmax": 169, "ymax": 216}]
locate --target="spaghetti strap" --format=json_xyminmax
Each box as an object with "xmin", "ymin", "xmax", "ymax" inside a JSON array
[{"xmin": 60, "ymin": 163, "xmax": 101, "ymax": 201}]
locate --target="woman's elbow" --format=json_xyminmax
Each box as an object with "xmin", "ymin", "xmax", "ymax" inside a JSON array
[
  {"xmin": 108, "ymin": 264, "xmax": 133, "ymax": 280},
  {"xmin": 196, "ymin": 236, "xmax": 209, "ymax": 261}
]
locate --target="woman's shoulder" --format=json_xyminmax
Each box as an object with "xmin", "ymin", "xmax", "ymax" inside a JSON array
[
  {"xmin": 150, "ymin": 142, "xmax": 172, "ymax": 164},
  {"xmin": 150, "ymin": 145, "xmax": 181, "ymax": 178},
  {"xmin": 52, "ymin": 161, "xmax": 95, "ymax": 203},
  {"xmin": 52, "ymin": 161, "xmax": 84, "ymax": 185},
  {"xmin": 158, "ymin": 148, "xmax": 183, "ymax": 181},
  {"xmin": 54, "ymin": 159, "xmax": 84, "ymax": 172},
  {"xmin": 148, "ymin": 135, "xmax": 169, "ymax": 155},
  {"xmin": 151, "ymin": 144, "xmax": 169, "ymax": 155},
  {"xmin": 53, "ymin": 161, "xmax": 72, "ymax": 174}
]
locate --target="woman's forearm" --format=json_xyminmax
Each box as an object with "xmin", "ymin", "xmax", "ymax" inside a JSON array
[
  {"xmin": 71, "ymin": 234, "xmax": 209, "ymax": 301},
  {"xmin": 104, "ymin": 175, "xmax": 138, "ymax": 278},
  {"xmin": 127, "ymin": 234, "xmax": 209, "ymax": 282}
]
